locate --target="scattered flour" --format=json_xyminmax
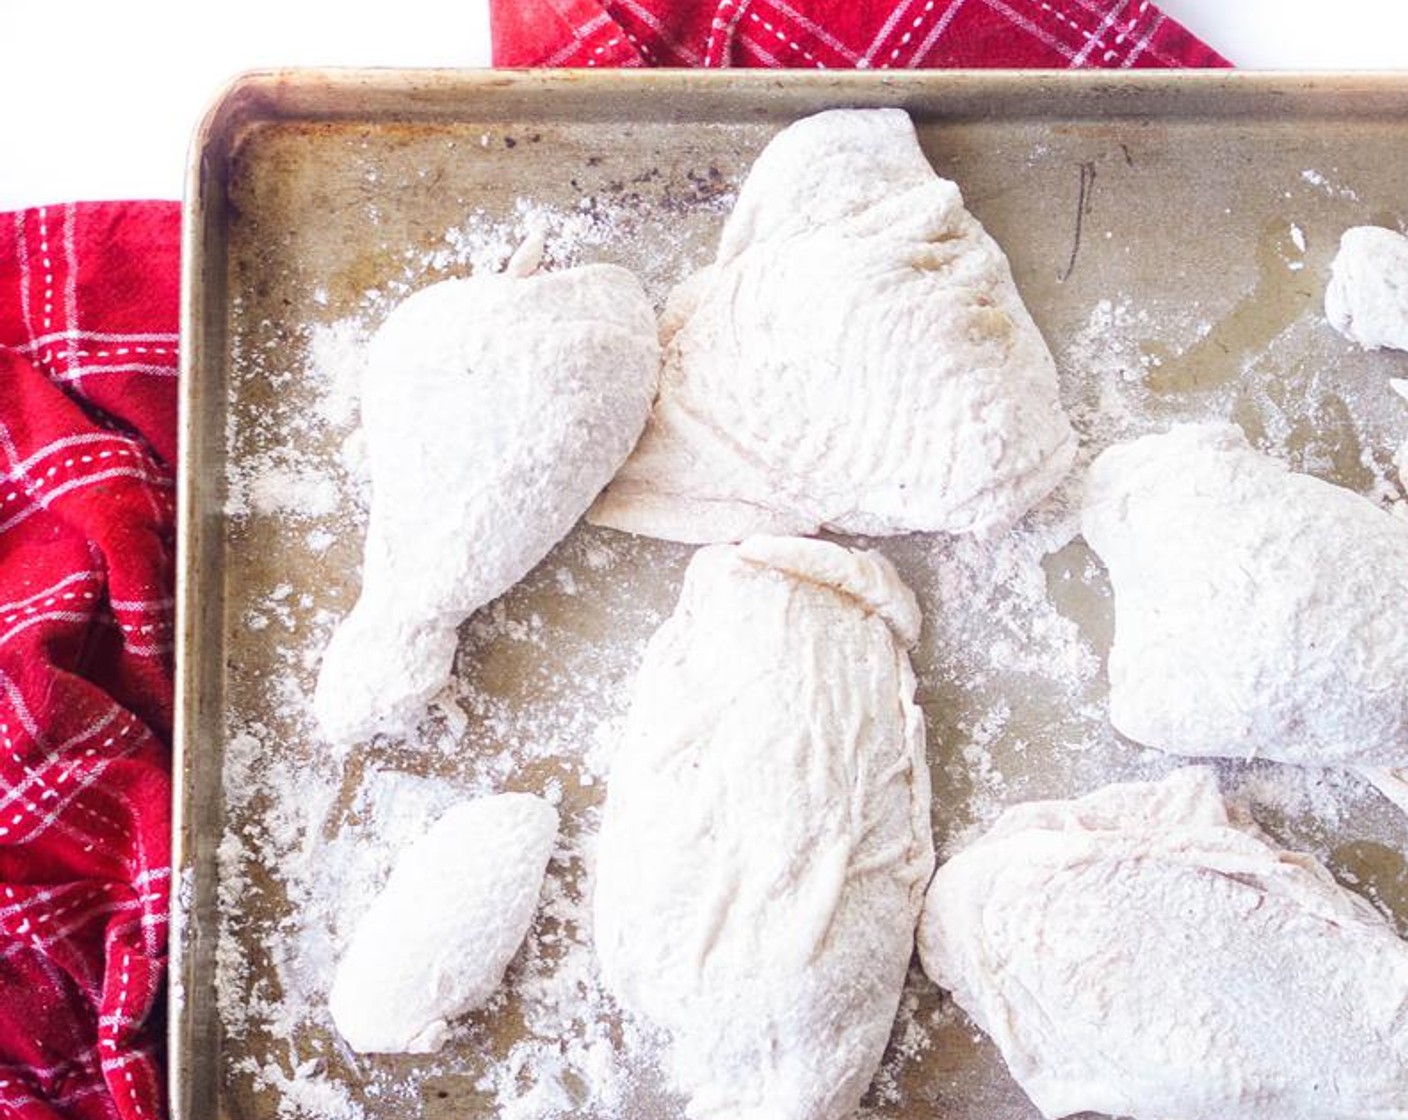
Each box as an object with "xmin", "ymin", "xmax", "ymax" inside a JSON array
[{"xmin": 1302, "ymin": 167, "xmax": 1362, "ymax": 201}]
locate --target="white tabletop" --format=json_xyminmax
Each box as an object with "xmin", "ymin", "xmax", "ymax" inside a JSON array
[{"xmin": 1, "ymin": 0, "xmax": 1405, "ymax": 212}]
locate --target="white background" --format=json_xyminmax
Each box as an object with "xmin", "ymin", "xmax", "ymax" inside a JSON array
[{"xmin": 0, "ymin": 0, "xmax": 1405, "ymax": 211}]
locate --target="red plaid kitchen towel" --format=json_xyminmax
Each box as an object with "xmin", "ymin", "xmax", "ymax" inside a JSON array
[
  {"xmin": 491, "ymin": 0, "xmax": 1229, "ymax": 68},
  {"xmin": 0, "ymin": 202, "xmax": 177, "ymax": 1120}
]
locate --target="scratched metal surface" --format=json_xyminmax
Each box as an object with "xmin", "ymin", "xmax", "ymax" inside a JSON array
[{"xmin": 175, "ymin": 70, "xmax": 1408, "ymax": 1120}]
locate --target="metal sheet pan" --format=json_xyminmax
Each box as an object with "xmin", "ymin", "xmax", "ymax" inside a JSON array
[{"xmin": 175, "ymin": 69, "xmax": 1408, "ymax": 1120}]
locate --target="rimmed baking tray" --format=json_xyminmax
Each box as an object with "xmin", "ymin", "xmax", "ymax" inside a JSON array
[{"xmin": 175, "ymin": 69, "xmax": 1408, "ymax": 1120}]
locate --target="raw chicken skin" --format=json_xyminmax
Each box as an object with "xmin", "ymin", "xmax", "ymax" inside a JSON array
[
  {"xmin": 918, "ymin": 767, "xmax": 1408, "ymax": 1120},
  {"xmin": 1082, "ymin": 421, "xmax": 1408, "ymax": 767},
  {"xmin": 313, "ymin": 255, "xmax": 658, "ymax": 745},
  {"xmin": 329, "ymin": 793, "xmax": 558, "ymax": 1054},
  {"xmin": 588, "ymin": 108, "xmax": 1076, "ymax": 543},
  {"xmin": 592, "ymin": 536, "xmax": 934, "ymax": 1120}
]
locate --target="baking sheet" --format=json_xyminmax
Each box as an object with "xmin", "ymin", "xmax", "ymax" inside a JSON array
[{"xmin": 174, "ymin": 69, "xmax": 1408, "ymax": 1120}]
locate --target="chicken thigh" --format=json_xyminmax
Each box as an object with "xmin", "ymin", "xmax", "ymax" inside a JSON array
[
  {"xmin": 592, "ymin": 536, "xmax": 934, "ymax": 1120},
  {"xmin": 919, "ymin": 767, "xmax": 1408, "ymax": 1120},
  {"xmin": 588, "ymin": 108, "xmax": 1076, "ymax": 543},
  {"xmin": 1081, "ymin": 421, "xmax": 1408, "ymax": 767}
]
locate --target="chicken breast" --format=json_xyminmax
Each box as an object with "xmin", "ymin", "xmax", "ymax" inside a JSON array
[
  {"xmin": 592, "ymin": 536, "xmax": 934, "ymax": 1120},
  {"xmin": 588, "ymin": 108, "xmax": 1076, "ymax": 544},
  {"xmin": 1081, "ymin": 421, "xmax": 1408, "ymax": 766},
  {"xmin": 314, "ymin": 249, "xmax": 658, "ymax": 745},
  {"xmin": 329, "ymin": 793, "xmax": 558, "ymax": 1054},
  {"xmin": 1325, "ymin": 225, "xmax": 1408, "ymax": 351},
  {"xmin": 918, "ymin": 767, "xmax": 1408, "ymax": 1120}
]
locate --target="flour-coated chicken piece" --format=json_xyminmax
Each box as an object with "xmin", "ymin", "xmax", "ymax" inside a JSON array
[
  {"xmin": 314, "ymin": 249, "xmax": 658, "ymax": 745},
  {"xmin": 589, "ymin": 108, "xmax": 1076, "ymax": 544},
  {"xmin": 592, "ymin": 536, "xmax": 934, "ymax": 1120},
  {"xmin": 1325, "ymin": 225, "xmax": 1408, "ymax": 351},
  {"xmin": 919, "ymin": 767, "xmax": 1408, "ymax": 1120},
  {"xmin": 329, "ymin": 792, "xmax": 558, "ymax": 1053},
  {"xmin": 1082, "ymin": 421, "xmax": 1408, "ymax": 766}
]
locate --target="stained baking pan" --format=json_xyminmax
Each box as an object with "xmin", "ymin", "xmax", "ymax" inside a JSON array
[{"xmin": 174, "ymin": 69, "xmax": 1408, "ymax": 1120}]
